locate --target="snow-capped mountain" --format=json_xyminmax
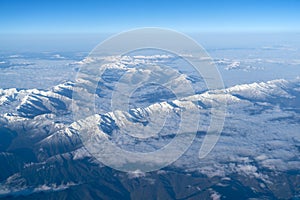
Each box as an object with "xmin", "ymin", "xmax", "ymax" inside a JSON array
[
  {"xmin": 0, "ymin": 75, "xmax": 300, "ymax": 199},
  {"xmin": 1, "ymin": 52, "xmax": 300, "ymax": 199}
]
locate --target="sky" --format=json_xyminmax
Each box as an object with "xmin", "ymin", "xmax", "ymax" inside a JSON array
[
  {"xmin": 0, "ymin": 0, "xmax": 299, "ymax": 52},
  {"xmin": 0, "ymin": 0, "xmax": 300, "ymax": 34}
]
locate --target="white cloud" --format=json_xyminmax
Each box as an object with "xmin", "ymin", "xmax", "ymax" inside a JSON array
[{"xmin": 225, "ymin": 61, "xmax": 240, "ymax": 70}]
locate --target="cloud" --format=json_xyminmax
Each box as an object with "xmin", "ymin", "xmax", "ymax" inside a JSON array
[
  {"xmin": 127, "ymin": 170, "xmax": 146, "ymax": 179},
  {"xmin": 224, "ymin": 61, "xmax": 240, "ymax": 70},
  {"xmin": 0, "ymin": 182, "xmax": 77, "ymax": 197},
  {"xmin": 52, "ymin": 54, "xmax": 65, "ymax": 59},
  {"xmin": 261, "ymin": 45, "xmax": 298, "ymax": 51}
]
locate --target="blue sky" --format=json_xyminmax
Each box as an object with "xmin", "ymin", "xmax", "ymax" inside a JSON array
[{"xmin": 0, "ymin": 0, "xmax": 300, "ymax": 33}]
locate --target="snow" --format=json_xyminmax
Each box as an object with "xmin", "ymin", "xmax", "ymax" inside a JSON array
[
  {"xmin": 2, "ymin": 78, "xmax": 300, "ymax": 177},
  {"xmin": 225, "ymin": 79, "xmax": 292, "ymax": 100},
  {"xmin": 1, "ymin": 51, "xmax": 300, "ymax": 186},
  {"xmin": 210, "ymin": 189, "xmax": 221, "ymax": 200}
]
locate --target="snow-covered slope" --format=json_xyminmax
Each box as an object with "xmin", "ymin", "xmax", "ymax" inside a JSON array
[
  {"xmin": 225, "ymin": 79, "xmax": 293, "ymax": 100},
  {"xmin": 0, "ymin": 69, "xmax": 300, "ymax": 198}
]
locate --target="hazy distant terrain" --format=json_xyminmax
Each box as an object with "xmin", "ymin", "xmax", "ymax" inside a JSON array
[{"xmin": 0, "ymin": 40, "xmax": 300, "ymax": 199}]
